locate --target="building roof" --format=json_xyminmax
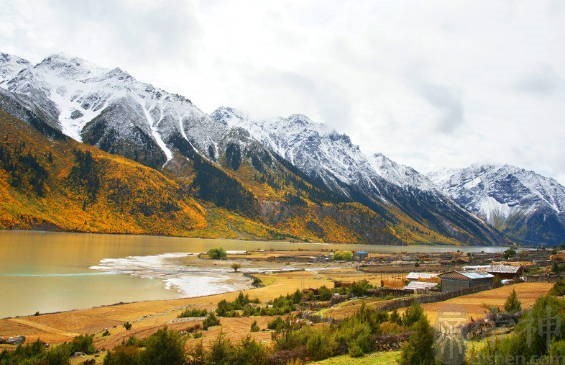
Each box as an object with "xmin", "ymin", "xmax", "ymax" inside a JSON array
[
  {"xmin": 439, "ymin": 271, "xmax": 494, "ymax": 280},
  {"xmin": 461, "ymin": 271, "xmax": 494, "ymax": 279},
  {"xmin": 406, "ymin": 272, "xmax": 439, "ymax": 280},
  {"xmin": 403, "ymin": 281, "xmax": 438, "ymax": 291},
  {"xmin": 462, "ymin": 264, "xmax": 522, "ymax": 274}
]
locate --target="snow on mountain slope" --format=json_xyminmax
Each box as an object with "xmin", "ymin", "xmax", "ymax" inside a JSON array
[
  {"xmin": 216, "ymin": 107, "xmax": 440, "ymax": 195},
  {"xmin": 0, "ymin": 53, "xmax": 30, "ymax": 86},
  {"xmin": 429, "ymin": 165, "xmax": 564, "ymax": 219},
  {"xmin": 213, "ymin": 106, "xmax": 505, "ymax": 245},
  {"xmin": 216, "ymin": 107, "xmax": 385, "ymax": 196},
  {"xmin": 368, "ymin": 153, "xmax": 435, "ymax": 191},
  {"xmin": 429, "ymin": 165, "xmax": 565, "ymax": 244},
  {"xmin": 1, "ymin": 54, "xmax": 211, "ymax": 166},
  {"xmin": 0, "ymin": 52, "xmax": 506, "ymax": 244}
]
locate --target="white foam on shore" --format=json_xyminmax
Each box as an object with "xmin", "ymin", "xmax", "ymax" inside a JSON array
[{"xmin": 89, "ymin": 252, "xmax": 251, "ymax": 297}]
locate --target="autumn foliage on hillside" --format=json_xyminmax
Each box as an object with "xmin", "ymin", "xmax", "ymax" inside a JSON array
[
  {"xmin": 0, "ymin": 110, "xmax": 283, "ymax": 239},
  {"xmin": 0, "ymin": 107, "xmax": 467, "ymax": 244}
]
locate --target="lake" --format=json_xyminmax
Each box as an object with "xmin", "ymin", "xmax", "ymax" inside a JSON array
[{"xmin": 0, "ymin": 230, "xmax": 507, "ymax": 318}]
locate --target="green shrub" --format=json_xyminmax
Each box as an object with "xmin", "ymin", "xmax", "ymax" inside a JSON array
[
  {"xmin": 123, "ymin": 321, "xmax": 132, "ymax": 330},
  {"xmin": 268, "ymin": 317, "xmax": 287, "ymax": 331},
  {"xmin": 139, "ymin": 327, "xmax": 185, "ymax": 365},
  {"xmin": 0, "ymin": 334, "xmax": 99, "ymax": 365},
  {"xmin": 504, "ymin": 289, "xmax": 522, "ymax": 313},
  {"xmin": 354, "ymin": 302, "xmax": 388, "ymax": 332},
  {"xmin": 333, "ymin": 251, "xmax": 353, "ymax": 261},
  {"xmin": 69, "ymin": 334, "xmax": 96, "ymax": 354},
  {"xmin": 251, "ymin": 276, "xmax": 263, "ymax": 287},
  {"xmin": 104, "ymin": 345, "xmax": 140, "ymax": 365},
  {"xmin": 206, "ymin": 334, "xmax": 236, "ymax": 365},
  {"xmin": 348, "ymin": 280, "xmax": 373, "ymax": 297},
  {"xmin": 234, "ymin": 336, "xmax": 269, "ymax": 365},
  {"xmin": 336, "ymin": 317, "xmax": 373, "ymax": 357},
  {"xmin": 504, "ymin": 248, "xmax": 517, "ymax": 260},
  {"xmin": 399, "ymin": 316, "xmax": 435, "ymax": 365},
  {"xmin": 549, "ymin": 278, "xmax": 565, "ymax": 296},
  {"xmin": 474, "ymin": 295, "xmax": 565, "ymax": 364},
  {"xmin": 207, "ymin": 247, "xmax": 227, "ymax": 260},
  {"xmin": 403, "ymin": 301, "xmax": 424, "ymax": 327},
  {"xmin": 216, "ymin": 292, "xmax": 260, "ymax": 317},
  {"xmin": 178, "ymin": 308, "xmax": 208, "ymax": 318},
  {"xmin": 250, "ymin": 320, "xmax": 260, "ymax": 332},
  {"xmin": 317, "ymin": 285, "xmax": 333, "ymax": 301},
  {"xmin": 203, "ymin": 312, "xmax": 220, "ymax": 330},
  {"xmin": 390, "ymin": 309, "xmax": 402, "ymax": 325},
  {"xmin": 305, "ymin": 326, "xmax": 338, "ymax": 360}
]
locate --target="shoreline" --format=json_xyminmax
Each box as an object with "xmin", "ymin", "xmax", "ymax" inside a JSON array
[{"xmin": 0, "ymin": 229, "xmax": 517, "ymax": 250}]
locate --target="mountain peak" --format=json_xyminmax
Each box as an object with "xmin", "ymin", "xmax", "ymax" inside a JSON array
[
  {"xmin": 0, "ymin": 53, "xmax": 31, "ymax": 85},
  {"xmin": 210, "ymin": 106, "xmax": 250, "ymax": 129},
  {"xmin": 1, "ymin": 53, "xmax": 30, "ymax": 65},
  {"xmin": 104, "ymin": 67, "xmax": 133, "ymax": 81},
  {"xmin": 368, "ymin": 153, "xmax": 434, "ymax": 191},
  {"xmin": 286, "ymin": 113, "xmax": 311, "ymax": 124},
  {"xmin": 35, "ymin": 54, "xmax": 107, "ymax": 79},
  {"xmin": 430, "ymin": 164, "xmax": 565, "ymax": 244}
]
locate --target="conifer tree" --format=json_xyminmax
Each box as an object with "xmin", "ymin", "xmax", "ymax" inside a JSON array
[
  {"xmin": 504, "ymin": 289, "xmax": 522, "ymax": 313},
  {"xmin": 399, "ymin": 316, "xmax": 436, "ymax": 365}
]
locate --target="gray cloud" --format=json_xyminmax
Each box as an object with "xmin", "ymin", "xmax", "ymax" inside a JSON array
[
  {"xmin": 416, "ymin": 82, "xmax": 464, "ymax": 134},
  {"xmin": 245, "ymin": 69, "xmax": 352, "ymax": 129},
  {"xmin": 0, "ymin": 0, "xmax": 200, "ymax": 67},
  {"xmin": 1, "ymin": 0, "xmax": 564, "ymax": 184},
  {"xmin": 515, "ymin": 66, "xmax": 561, "ymax": 95}
]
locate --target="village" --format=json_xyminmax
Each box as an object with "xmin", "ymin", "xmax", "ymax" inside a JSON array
[{"xmin": 1, "ymin": 244, "xmax": 562, "ymax": 364}]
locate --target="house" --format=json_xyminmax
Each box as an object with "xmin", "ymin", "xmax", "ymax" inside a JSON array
[
  {"xmin": 462, "ymin": 264, "xmax": 523, "ymax": 280},
  {"xmin": 403, "ymin": 281, "xmax": 438, "ymax": 293},
  {"xmin": 439, "ymin": 271, "xmax": 493, "ymax": 293}
]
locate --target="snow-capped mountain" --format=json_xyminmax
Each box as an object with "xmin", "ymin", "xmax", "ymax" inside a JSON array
[
  {"xmin": 213, "ymin": 106, "xmax": 504, "ymax": 245},
  {"xmin": 0, "ymin": 52, "xmax": 507, "ymax": 245},
  {"xmin": 216, "ymin": 108, "xmax": 381, "ymax": 195},
  {"xmin": 2, "ymin": 54, "xmax": 216, "ymax": 168},
  {"xmin": 368, "ymin": 153, "xmax": 436, "ymax": 191},
  {"xmin": 0, "ymin": 53, "xmax": 30, "ymax": 86},
  {"xmin": 429, "ymin": 165, "xmax": 565, "ymax": 245}
]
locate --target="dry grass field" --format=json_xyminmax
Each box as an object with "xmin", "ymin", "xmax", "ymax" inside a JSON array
[
  {"xmin": 0, "ymin": 270, "xmax": 332, "ymax": 349},
  {"xmin": 318, "ymin": 268, "xmax": 407, "ymax": 288},
  {"xmin": 0, "ymin": 268, "xmax": 553, "ymax": 353},
  {"xmin": 419, "ymin": 282, "xmax": 553, "ymax": 324}
]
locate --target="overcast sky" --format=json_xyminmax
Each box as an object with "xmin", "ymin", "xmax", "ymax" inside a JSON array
[{"xmin": 1, "ymin": 0, "xmax": 564, "ymax": 183}]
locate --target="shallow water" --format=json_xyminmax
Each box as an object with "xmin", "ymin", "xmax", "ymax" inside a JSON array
[{"xmin": 0, "ymin": 230, "xmax": 507, "ymax": 317}]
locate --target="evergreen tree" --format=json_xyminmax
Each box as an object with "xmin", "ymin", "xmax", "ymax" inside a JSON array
[
  {"xmin": 504, "ymin": 289, "xmax": 522, "ymax": 313},
  {"xmin": 390, "ymin": 309, "xmax": 402, "ymax": 325},
  {"xmin": 139, "ymin": 327, "xmax": 185, "ymax": 365},
  {"xmin": 403, "ymin": 301, "xmax": 424, "ymax": 326},
  {"xmin": 400, "ymin": 316, "xmax": 436, "ymax": 365}
]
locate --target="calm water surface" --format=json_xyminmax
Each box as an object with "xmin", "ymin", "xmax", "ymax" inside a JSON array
[{"xmin": 0, "ymin": 231, "xmax": 507, "ymax": 317}]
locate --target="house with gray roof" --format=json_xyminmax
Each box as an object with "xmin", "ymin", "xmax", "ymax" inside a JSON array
[{"xmin": 439, "ymin": 271, "xmax": 494, "ymax": 293}]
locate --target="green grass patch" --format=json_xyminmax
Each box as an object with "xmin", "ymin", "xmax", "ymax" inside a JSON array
[{"xmin": 311, "ymin": 351, "xmax": 400, "ymax": 365}]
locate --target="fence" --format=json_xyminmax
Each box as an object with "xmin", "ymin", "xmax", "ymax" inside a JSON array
[{"xmin": 375, "ymin": 285, "xmax": 492, "ymax": 312}]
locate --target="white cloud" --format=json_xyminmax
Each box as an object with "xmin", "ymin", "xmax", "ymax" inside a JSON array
[{"xmin": 1, "ymin": 0, "xmax": 564, "ymax": 183}]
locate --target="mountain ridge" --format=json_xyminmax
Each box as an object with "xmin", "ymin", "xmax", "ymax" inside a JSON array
[
  {"xmin": 1, "ymin": 52, "xmax": 561, "ymax": 245},
  {"xmin": 428, "ymin": 164, "xmax": 565, "ymax": 245}
]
